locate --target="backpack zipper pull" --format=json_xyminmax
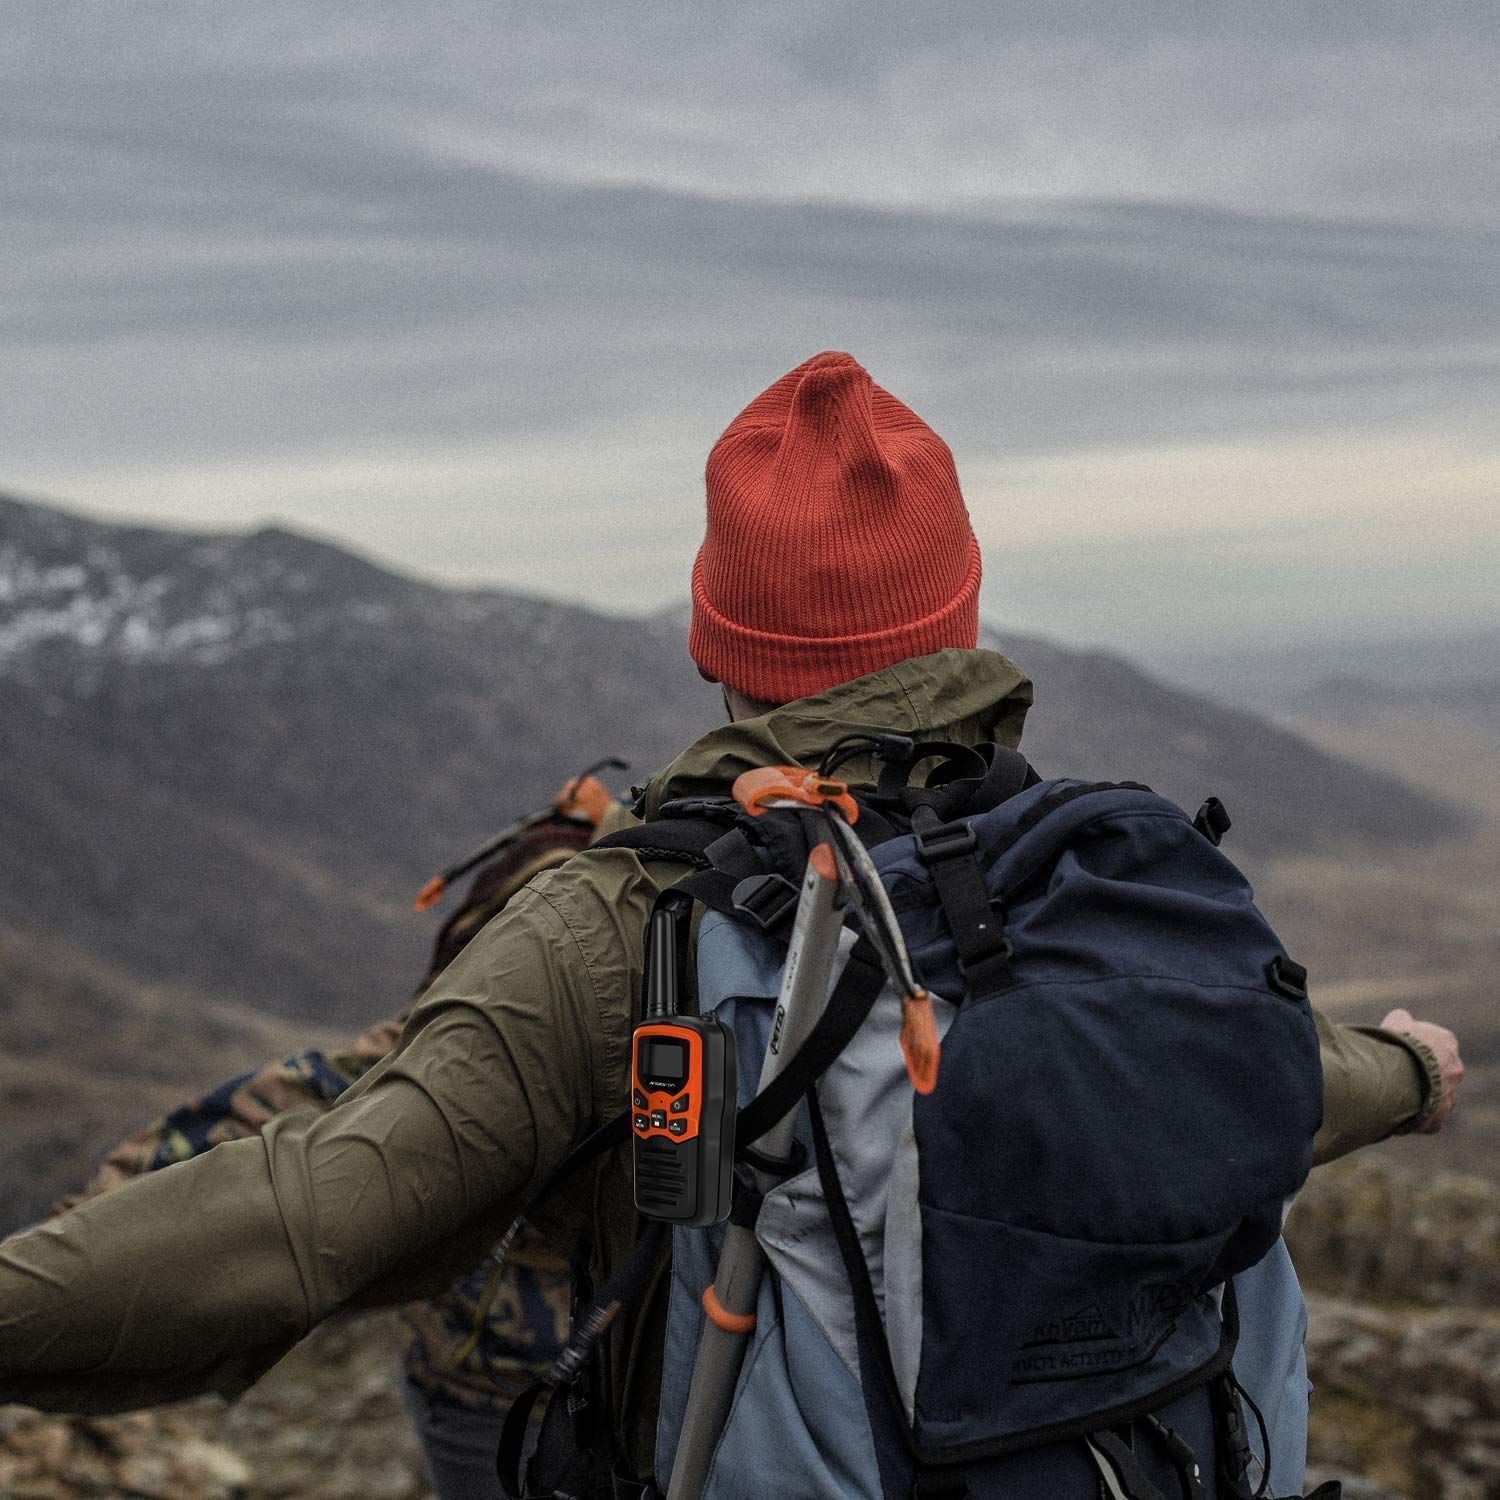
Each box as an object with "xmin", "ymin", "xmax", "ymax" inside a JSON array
[{"xmin": 900, "ymin": 987, "xmax": 941, "ymax": 1094}]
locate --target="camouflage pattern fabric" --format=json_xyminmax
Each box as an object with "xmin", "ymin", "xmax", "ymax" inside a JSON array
[{"xmin": 56, "ymin": 804, "xmax": 630, "ymax": 1413}]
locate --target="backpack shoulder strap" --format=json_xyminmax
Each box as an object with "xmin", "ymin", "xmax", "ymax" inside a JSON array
[{"xmin": 591, "ymin": 817, "xmax": 725, "ymax": 869}]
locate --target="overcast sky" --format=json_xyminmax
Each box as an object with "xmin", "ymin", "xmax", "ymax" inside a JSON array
[{"xmin": 3, "ymin": 2, "xmax": 1496, "ymax": 656}]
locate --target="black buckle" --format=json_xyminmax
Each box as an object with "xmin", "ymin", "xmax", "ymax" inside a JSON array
[
  {"xmin": 1267, "ymin": 954, "xmax": 1309, "ymax": 1000},
  {"xmin": 1193, "ymin": 796, "xmax": 1231, "ymax": 846},
  {"xmin": 914, "ymin": 820, "xmax": 977, "ymax": 864},
  {"xmin": 731, "ymin": 872, "xmax": 800, "ymax": 931},
  {"xmin": 957, "ymin": 922, "xmax": 1015, "ymax": 981}
]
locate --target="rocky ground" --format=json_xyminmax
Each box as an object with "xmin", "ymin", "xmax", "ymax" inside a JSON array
[
  {"xmin": 1304, "ymin": 1293, "xmax": 1500, "ymax": 1500},
  {"xmin": 0, "ymin": 1314, "xmax": 433, "ymax": 1500},
  {"xmin": 1288, "ymin": 1160, "xmax": 1500, "ymax": 1500},
  {"xmin": 3, "ymin": 1158, "xmax": 1498, "ymax": 1499}
]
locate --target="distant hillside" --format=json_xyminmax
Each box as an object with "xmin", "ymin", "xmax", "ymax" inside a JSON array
[
  {"xmin": 0, "ymin": 491, "xmax": 1471, "ymax": 1027},
  {"xmin": 0, "ymin": 913, "xmax": 314, "ymax": 1227},
  {"xmin": 974, "ymin": 628, "xmax": 1476, "ymax": 854},
  {"xmin": 1157, "ymin": 629, "xmax": 1500, "ymax": 703},
  {"xmin": 1288, "ymin": 671, "xmax": 1500, "ymax": 733}
]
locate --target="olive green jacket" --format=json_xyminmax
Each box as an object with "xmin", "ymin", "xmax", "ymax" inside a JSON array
[{"xmin": 0, "ymin": 649, "xmax": 1435, "ymax": 1479}]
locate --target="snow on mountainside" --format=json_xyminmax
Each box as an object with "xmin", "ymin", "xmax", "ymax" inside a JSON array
[{"xmin": 0, "ymin": 493, "xmax": 558, "ymax": 683}]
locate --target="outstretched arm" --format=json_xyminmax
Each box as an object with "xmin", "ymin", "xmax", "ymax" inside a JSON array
[{"xmin": 0, "ymin": 862, "xmax": 642, "ymax": 1415}]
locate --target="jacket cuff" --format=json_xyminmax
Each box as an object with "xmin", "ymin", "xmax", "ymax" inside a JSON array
[{"xmin": 1358, "ymin": 1026, "xmax": 1443, "ymax": 1133}]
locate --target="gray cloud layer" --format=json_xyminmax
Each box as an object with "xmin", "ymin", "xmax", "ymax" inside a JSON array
[{"xmin": 3, "ymin": 3, "xmax": 1496, "ymax": 651}]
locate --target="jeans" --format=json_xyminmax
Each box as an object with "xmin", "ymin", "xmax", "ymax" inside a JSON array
[{"xmin": 400, "ymin": 1369, "xmax": 507, "ymax": 1500}]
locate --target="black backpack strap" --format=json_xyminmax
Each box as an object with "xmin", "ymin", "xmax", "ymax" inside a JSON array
[
  {"xmin": 807, "ymin": 1084, "xmax": 919, "ymax": 1500},
  {"xmin": 734, "ymin": 939, "xmax": 886, "ymax": 1152},
  {"xmin": 593, "ymin": 814, "xmax": 806, "ymax": 928},
  {"xmin": 1085, "ymin": 1430, "xmax": 1171, "ymax": 1500},
  {"xmin": 910, "ymin": 805, "xmax": 1014, "ymax": 999},
  {"xmin": 875, "ymin": 739, "xmax": 988, "ymax": 795},
  {"xmin": 496, "ymin": 1220, "xmax": 670, "ymax": 1498},
  {"xmin": 591, "ymin": 818, "xmax": 724, "ymax": 869},
  {"xmin": 964, "ymin": 743, "xmax": 1038, "ymax": 813}
]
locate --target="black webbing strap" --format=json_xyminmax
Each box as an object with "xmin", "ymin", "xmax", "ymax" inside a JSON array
[
  {"xmin": 496, "ymin": 1220, "xmax": 670, "ymax": 1498},
  {"xmin": 1086, "ymin": 1429, "xmax": 1171, "ymax": 1500},
  {"xmin": 875, "ymin": 739, "xmax": 988, "ymax": 795},
  {"xmin": 911, "ymin": 810, "xmax": 1013, "ymax": 998},
  {"xmin": 591, "ymin": 818, "xmax": 726, "ymax": 869},
  {"xmin": 808, "ymin": 1086, "xmax": 923, "ymax": 1500},
  {"xmin": 595, "ymin": 817, "xmax": 806, "ymax": 929},
  {"xmin": 1140, "ymin": 1415, "xmax": 1208, "ymax": 1500},
  {"xmin": 496, "ymin": 1380, "xmax": 549, "ymax": 1498},
  {"xmin": 733, "ymin": 940, "xmax": 886, "ymax": 1152},
  {"xmin": 533, "ymin": 1112, "xmax": 630, "ymax": 1216},
  {"xmin": 956, "ymin": 744, "xmax": 1036, "ymax": 813}
]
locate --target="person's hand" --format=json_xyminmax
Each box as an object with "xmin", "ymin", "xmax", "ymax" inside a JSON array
[{"xmin": 1380, "ymin": 1008, "xmax": 1464, "ymax": 1133}]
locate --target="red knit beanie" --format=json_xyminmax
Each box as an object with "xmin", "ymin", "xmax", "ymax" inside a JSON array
[{"xmin": 690, "ymin": 351, "xmax": 981, "ymax": 704}]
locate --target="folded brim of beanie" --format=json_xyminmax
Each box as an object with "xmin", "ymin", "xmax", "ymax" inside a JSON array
[{"xmin": 688, "ymin": 534, "xmax": 981, "ymax": 706}]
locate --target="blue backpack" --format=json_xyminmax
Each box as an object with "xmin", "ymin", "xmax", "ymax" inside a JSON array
[{"xmin": 511, "ymin": 743, "xmax": 1335, "ymax": 1500}]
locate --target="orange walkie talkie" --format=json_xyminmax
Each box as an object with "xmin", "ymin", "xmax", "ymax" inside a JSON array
[{"xmin": 632, "ymin": 894, "xmax": 736, "ymax": 1226}]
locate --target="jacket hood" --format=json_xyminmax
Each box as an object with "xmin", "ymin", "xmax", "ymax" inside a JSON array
[{"xmin": 639, "ymin": 648, "xmax": 1033, "ymax": 819}]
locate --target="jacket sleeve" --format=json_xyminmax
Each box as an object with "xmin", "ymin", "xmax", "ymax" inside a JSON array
[
  {"xmin": 49, "ymin": 1019, "xmax": 405, "ymax": 1215},
  {"xmin": 1312, "ymin": 1006, "xmax": 1439, "ymax": 1166},
  {"xmin": 0, "ymin": 873, "xmax": 623, "ymax": 1415}
]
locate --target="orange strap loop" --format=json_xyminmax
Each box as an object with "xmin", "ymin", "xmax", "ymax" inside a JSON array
[
  {"xmin": 702, "ymin": 1284, "xmax": 757, "ymax": 1334},
  {"xmin": 899, "ymin": 988, "xmax": 942, "ymax": 1095}
]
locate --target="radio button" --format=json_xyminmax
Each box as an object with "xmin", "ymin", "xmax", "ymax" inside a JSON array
[{"xmin": 670, "ymin": 1096, "xmax": 690, "ymax": 1114}]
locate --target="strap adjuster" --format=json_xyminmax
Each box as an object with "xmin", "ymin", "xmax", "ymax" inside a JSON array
[
  {"xmin": 1267, "ymin": 954, "xmax": 1309, "ymax": 1000},
  {"xmin": 731, "ymin": 872, "xmax": 800, "ymax": 931},
  {"xmin": 914, "ymin": 820, "xmax": 977, "ymax": 863},
  {"xmin": 1193, "ymin": 796, "xmax": 1231, "ymax": 846},
  {"xmin": 957, "ymin": 920, "xmax": 1014, "ymax": 977}
]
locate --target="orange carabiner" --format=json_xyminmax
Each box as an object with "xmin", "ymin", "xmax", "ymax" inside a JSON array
[{"xmin": 732, "ymin": 766, "xmax": 859, "ymax": 823}]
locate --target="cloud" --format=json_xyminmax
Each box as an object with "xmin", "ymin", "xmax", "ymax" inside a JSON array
[{"xmin": 2, "ymin": 3, "xmax": 1496, "ymax": 650}]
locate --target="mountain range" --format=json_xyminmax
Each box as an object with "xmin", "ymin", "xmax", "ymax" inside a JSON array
[{"xmin": 0, "ymin": 490, "xmax": 1472, "ymax": 1031}]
